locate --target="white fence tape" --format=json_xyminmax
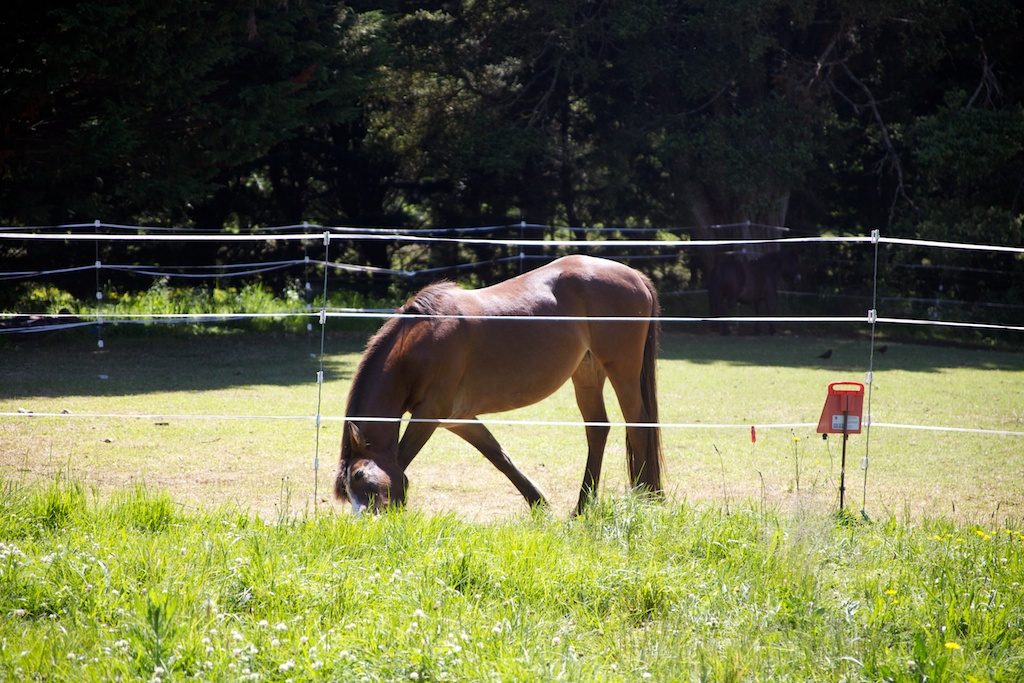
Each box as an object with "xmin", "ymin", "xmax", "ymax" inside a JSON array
[
  {"xmin": 4, "ymin": 229, "xmax": 1024, "ymax": 254},
  {"xmin": 876, "ymin": 316, "xmax": 1024, "ymax": 332},
  {"xmin": 3, "ymin": 222, "xmax": 1022, "ymax": 507},
  {"xmin": 2, "ymin": 411, "xmax": 1022, "ymax": 437},
  {"xmin": 0, "ymin": 220, "xmax": 798, "ymax": 235},
  {"xmin": 0, "ymin": 253, "xmax": 688, "ymax": 282},
  {"xmin": 4, "ymin": 310, "xmax": 1023, "ymax": 334}
]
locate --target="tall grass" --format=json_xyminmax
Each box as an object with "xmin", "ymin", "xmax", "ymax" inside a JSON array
[
  {"xmin": 1, "ymin": 478, "xmax": 1021, "ymax": 681},
  {"xmin": 17, "ymin": 279, "xmax": 398, "ymax": 315},
  {"xmin": 8, "ymin": 280, "xmax": 393, "ymax": 335}
]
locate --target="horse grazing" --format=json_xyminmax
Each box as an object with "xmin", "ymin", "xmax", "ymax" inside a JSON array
[
  {"xmin": 335, "ymin": 254, "xmax": 664, "ymax": 514},
  {"xmin": 708, "ymin": 250, "xmax": 798, "ymax": 334}
]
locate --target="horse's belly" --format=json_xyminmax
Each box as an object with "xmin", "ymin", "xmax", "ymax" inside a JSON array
[
  {"xmin": 454, "ymin": 324, "xmax": 586, "ymax": 416},
  {"xmin": 462, "ymin": 369, "xmax": 575, "ymax": 415}
]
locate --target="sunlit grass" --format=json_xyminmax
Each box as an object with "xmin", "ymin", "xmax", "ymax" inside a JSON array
[
  {"xmin": 1, "ymin": 330, "xmax": 1022, "ymax": 521},
  {"xmin": 0, "ymin": 480, "xmax": 1022, "ymax": 681},
  {"xmin": 2, "ymin": 328, "xmax": 1022, "ymax": 679}
]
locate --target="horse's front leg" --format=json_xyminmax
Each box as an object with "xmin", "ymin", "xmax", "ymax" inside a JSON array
[
  {"xmin": 397, "ymin": 417, "xmax": 440, "ymax": 470},
  {"xmin": 448, "ymin": 420, "xmax": 547, "ymax": 507}
]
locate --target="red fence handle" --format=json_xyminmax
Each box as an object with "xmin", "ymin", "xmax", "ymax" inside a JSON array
[{"xmin": 828, "ymin": 381, "xmax": 865, "ymax": 394}]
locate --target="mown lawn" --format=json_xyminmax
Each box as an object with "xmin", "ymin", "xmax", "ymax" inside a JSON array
[{"xmin": 1, "ymin": 327, "xmax": 1021, "ymax": 521}]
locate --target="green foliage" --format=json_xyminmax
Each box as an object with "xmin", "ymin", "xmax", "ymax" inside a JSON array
[
  {"xmin": 2, "ymin": 0, "xmax": 1023, "ymax": 311},
  {"xmin": 3, "ymin": 280, "xmax": 391, "ymax": 334},
  {"xmin": 0, "ymin": 479, "xmax": 1022, "ymax": 680},
  {"xmin": 910, "ymin": 104, "xmax": 1024, "ymax": 245},
  {"xmin": 0, "ymin": 1, "xmax": 383, "ymax": 225}
]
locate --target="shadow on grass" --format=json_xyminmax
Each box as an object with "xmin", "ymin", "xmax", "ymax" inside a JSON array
[
  {"xmin": 0, "ymin": 326, "xmax": 372, "ymax": 399},
  {"xmin": 658, "ymin": 330, "xmax": 1024, "ymax": 373},
  {"xmin": 2, "ymin": 325, "xmax": 1021, "ymax": 402}
]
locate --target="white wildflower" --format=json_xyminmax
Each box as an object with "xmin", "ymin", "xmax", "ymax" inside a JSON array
[{"xmin": 0, "ymin": 542, "xmax": 27, "ymax": 562}]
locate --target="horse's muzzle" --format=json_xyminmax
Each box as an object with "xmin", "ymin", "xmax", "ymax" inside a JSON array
[{"xmin": 346, "ymin": 488, "xmax": 384, "ymax": 515}]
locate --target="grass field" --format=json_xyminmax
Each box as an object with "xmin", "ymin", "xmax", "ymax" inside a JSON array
[
  {"xmin": 1, "ymin": 327, "xmax": 1022, "ymax": 522},
  {"xmin": 1, "ymin": 480, "xmax": 1022, "ymax": 681},
  {"xmin": 2, "ymin": 327, "xmax": 1023, "ymax": 680}
]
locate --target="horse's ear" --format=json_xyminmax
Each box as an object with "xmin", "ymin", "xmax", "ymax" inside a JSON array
[{"xmin": 346, "ymin": 422, "xmax": 367, "ymax": 453}]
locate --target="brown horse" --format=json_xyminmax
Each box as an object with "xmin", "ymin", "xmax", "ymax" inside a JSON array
[
  {"xmin": 334, "ymin": 254, "xmax": 664, "ymax": 514},
  {"xmin": 708, "ymin": 250, "xmax": 798, "ymax": 334}
]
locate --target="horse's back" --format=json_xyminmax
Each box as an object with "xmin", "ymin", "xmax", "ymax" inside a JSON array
[
  {"xmin": 423, "ymin": 256, "xmax": 656, "ymax": 416},
  {"xmin": 482, "ymin": 255, "xmax": 654, "ymax": 317}
]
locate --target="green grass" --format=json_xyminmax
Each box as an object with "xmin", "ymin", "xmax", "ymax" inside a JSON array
[
  {"xmin": 5, "ymin": 281, "xmax": 390, "ymax": 335},
  {"xmin": 2, "ymin": 329, "xmax": 1023, "ymax": 679},
  {"xmin": 0, "ymin": 480, "xmax": 1022, "ymax": 681},
  {"xmin": 2, "ymin": 328, "xmax": 1021, "ymax": 521}
]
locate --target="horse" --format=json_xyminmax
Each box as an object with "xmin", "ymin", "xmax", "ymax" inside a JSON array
[
  {"xmin": 334, "ymin": 254, "xmax": 664, "ymax": 515},
  {"xmin": 707, "ymin": 250, "xmax": 798, "ymax": 334}
]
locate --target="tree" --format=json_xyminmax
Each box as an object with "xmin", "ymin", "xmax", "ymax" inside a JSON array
[
  {"xmin": 0, "ymin": 1, "xmax": 383, "ymax": 226},
  {"xmin": 2, "ymin": 1, "xmax": 1021, "ymax": 313}
]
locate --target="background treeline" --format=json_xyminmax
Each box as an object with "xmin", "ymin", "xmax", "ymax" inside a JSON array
[{"xmin": 2, "ymin": 1, "xmax": 1022, "ymax": 322}]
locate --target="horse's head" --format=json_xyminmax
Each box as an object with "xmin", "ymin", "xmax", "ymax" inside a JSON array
[{"xmin": 335, "ymin": 422, "xmax": 408, "ymax": 514}]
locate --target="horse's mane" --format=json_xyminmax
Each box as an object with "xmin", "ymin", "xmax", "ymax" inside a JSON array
[
  {"xmin": 401, "ymin": 281, "xmax": 459, "ymax": 316},
  {"xmin": 339, "ymin": 281, "xmax": 460, "ymax": 466}
]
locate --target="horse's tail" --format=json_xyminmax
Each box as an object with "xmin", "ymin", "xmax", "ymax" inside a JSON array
[{"xmin": 628, "ymin": 277, "xmax": 665, "ymax": 495}]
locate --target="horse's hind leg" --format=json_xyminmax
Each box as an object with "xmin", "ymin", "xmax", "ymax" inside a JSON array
[
  {"xmin": 448, "ymin": 420, "xmax": 547, "ymax": 507},
  {"xmin": 604, "ymin": 362, "xmax": 663, "ymax": 495},
  {"xmin": 590, "ymin": 321, "xmax": 663, "ymax": 495},
  {"xmin": 571, "ymin": 353, "xmax": 609, "ymax": 515}
]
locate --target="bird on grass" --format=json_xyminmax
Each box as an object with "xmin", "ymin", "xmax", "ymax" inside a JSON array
[{"xmin": 817, "ymin": 349, "xmax": 833, "ymax": 360}]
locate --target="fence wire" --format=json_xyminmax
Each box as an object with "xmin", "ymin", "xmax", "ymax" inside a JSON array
[{"xmin": 3, "ymin": 222, "xmax": 1022, "ymax": 516}]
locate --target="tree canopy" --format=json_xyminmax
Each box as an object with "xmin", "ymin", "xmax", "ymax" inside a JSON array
[{"xmin": 2, "ymin": 1, "xmax": 1022, "ymax": 308}]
